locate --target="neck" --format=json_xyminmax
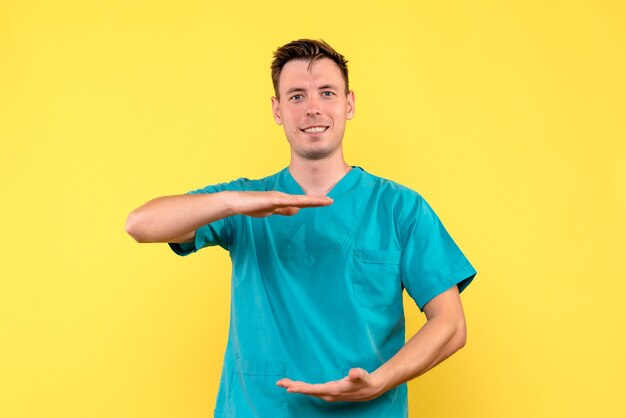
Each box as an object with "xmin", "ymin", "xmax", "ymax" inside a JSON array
[{"xmin": 288, "ymin": 150, "xmax": 352, "ymax": 196}]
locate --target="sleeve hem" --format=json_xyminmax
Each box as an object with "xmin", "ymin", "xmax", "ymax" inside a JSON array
[
  {"xmin": 416, "ymin": 264, "xmax": 477, "ymax": 312},
  {"xmin": 167, "ymin": 228, "xmax": 206, "ymax": 256},
  {"xmin": 167, "ymin": 239, "xmax": 196, "ymax": 256}
]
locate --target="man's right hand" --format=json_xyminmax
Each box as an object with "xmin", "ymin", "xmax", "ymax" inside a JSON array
[
  {"xmin": 125, "ymin": 190, "xmax": 333, "ymax": 244},
  {"xmin": 229, "ymin": 191, "xmax": 333, "ymax": 218}
]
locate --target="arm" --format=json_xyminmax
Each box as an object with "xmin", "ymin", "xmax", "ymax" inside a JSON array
[
  {"xmin": 125, "ymin": 191, "xmax": 333, "ymax": 244},
  {"xmin": 372, "ymin": 284, "xmax": 467, "ymax": 393},
  {"xmin": 277, "ymin": 285, "xmax": 467, "ymax": 402}
]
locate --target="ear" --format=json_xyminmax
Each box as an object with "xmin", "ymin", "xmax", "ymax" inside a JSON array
[
  {"xmin": 346, "ymin": 90, "xmax": 355, "ymax": 120},
  {"xmin": 271, "ymin": 96, "xmax": 282, "ymax": 125}
]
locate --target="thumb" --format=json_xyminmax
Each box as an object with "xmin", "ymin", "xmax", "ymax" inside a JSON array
[
  {"xmin": 273, "ymin": 206, "xmax": 300, "ymax": 216},
  {"xmin": 347, "ymin": 368, "xmax": 368, "ymax": 381}
]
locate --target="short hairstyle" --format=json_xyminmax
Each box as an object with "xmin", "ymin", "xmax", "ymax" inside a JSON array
[{"xmin": 271, "ymin": 38, "xmax": 349, "ymax": 100}]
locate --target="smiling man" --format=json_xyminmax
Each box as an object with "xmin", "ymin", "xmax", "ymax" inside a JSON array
[{"xmin": 125, "ymin": 39, "xmax": 477, "ymax": 417}]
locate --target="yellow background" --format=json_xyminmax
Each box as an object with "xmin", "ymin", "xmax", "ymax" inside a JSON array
[{"xmin": 2, "ymin": 1, "xmax": 625, "ymax": 417}]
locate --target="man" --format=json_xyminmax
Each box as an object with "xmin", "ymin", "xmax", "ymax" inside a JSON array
[{"xmin": 125, "ymin": 39, "xmax": 477, "ymax": 417}]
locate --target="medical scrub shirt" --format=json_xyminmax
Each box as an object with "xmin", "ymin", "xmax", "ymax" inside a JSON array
[{"xmin": 169, "ymin": 166, "xmax": 477, "ymax": 418}]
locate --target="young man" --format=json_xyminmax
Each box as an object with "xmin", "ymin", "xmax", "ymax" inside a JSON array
[{"xmin": 125, "ymin": 39, "xmax": 477, "ymax": 417}]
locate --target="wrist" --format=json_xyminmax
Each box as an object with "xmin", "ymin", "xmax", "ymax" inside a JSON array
[
  {"xmin": 218, "ymin": 191, "xmax": 238, "ymax": 217},
  {"xmin": 370, "ymin": 367, "xmax": 395, "ymax": 396}
]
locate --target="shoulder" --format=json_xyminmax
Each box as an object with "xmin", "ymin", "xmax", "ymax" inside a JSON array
[
  {"xmin": 358, "ymin": 167, "xmax": 423, "ymax": 205},
  {"xmin": 357, "ymin": 169, "xmax": 449, "ymax": 247},
  {"xmin": 358, "ymin": 168, "xmax": 434, "ymax": 230}
]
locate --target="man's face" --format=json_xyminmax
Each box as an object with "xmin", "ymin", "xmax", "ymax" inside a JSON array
[{"xmin": 271, "ymin": 58, "xmax": 355, "ymax": 161}]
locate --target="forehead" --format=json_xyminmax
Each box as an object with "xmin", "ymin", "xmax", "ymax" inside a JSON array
[{"xmin": 278, "ymin": 58, "xmax": 344, "ymax": 93}]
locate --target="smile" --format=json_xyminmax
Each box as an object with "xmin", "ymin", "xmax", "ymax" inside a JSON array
[{"xmin": 301, "ymin": 126, "xmax": 329, "ymax": 133}]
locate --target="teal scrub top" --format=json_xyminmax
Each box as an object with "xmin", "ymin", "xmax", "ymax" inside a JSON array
[{"xmin": 169, "ymin": 166, "xmax": 477, "ymax": 418}]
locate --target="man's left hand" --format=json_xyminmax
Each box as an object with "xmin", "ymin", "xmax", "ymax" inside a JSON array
[{"xmin": 276, "ymin": 368, "xmax": 384, "ymax": 402}]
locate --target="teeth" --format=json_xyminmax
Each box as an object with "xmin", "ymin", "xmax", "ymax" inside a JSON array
[{"xmin": 303, "ymin": 126, "xmax": 327, "ymax": 133}]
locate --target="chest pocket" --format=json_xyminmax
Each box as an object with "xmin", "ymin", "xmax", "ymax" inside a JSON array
[{"xmin": 352, "ymin": 249, "xmax": 403, "ymax": 309}]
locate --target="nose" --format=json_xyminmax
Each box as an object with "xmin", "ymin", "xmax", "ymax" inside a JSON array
[{"xmin": 305, "ymin": 96, "xmax": 321, "ymax": 116}]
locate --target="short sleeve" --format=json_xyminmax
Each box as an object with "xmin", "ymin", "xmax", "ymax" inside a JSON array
[
  {"xmin": 401, "ymin": 195, "xmax": 477, "ymax": 312},
  {"xmin": 167, "ymin": 183, "xmax": 233, "ymax": 256}
]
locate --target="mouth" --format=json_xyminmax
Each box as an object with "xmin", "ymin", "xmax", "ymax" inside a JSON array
[{"xmin": 300, "ymin": 126, "xmax": 330, "ymax": 135}]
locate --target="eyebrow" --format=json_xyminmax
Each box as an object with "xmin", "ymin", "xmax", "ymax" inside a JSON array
[{"xmin": 285, "ymin": 84, "xmax": 339, "ymax": 96}]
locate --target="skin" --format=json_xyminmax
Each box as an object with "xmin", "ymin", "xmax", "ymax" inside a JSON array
[
  {"xmin": 271, "ymin": 58, "xmax": 355, "ymax": 196},
  {"xmin": 271, "ymin": 58, "xmax": 354, "ymax": 163},
  {"xmin": 125, "ymin": 55, "xmax": 468, "ymax": 404}
]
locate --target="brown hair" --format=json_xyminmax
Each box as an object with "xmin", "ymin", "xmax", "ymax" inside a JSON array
[{"xmin": 271, "ymin": 39, "xmax": 349, "ymax": 100}]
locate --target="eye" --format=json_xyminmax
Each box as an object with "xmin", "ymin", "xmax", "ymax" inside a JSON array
[
  {"xmin": 290, "ymin": 94, "xmax": 303, "ymax": 101},
  {"xmin": 322, "ymin": 91, "xmax": 334, "ymax": 97}
]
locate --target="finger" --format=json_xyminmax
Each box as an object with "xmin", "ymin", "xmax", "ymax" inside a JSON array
[
  {"xmin": 347, "ymin": 368, "xmax": 368, "ymax": 382},
  {"xmin": 276, "ymin": 378, "xmax": 308, "ymax": 388},
  {"xmin": 276, "ymin": 378, "xmax": 293, "ymax": 388},
  {"xmin": 274, "ymin": 196, "xmax": 334, "ymax": 208},
  {"xmin": 286, "ymin": 382, "xmax": 338, "ymax": 395},
  {"xmin": 273, "ymin": 206, "xmax": 300, "ymax": 216}
]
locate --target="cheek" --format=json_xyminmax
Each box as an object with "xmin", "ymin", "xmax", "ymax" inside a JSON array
[
  {"xmin": 284, "ymin": 116, "xmax": 300, "ymax": 131},
  {"xmin": 331, "ymin": 106, "xmax": 347, "ymax": 119}
]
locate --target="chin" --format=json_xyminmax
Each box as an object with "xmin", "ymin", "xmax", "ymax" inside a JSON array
[
  {"xmin": 289, "ymin": 138, "xmax": 342, "ymax": 161},
  {"xmin": 299, "ymin": 150, "xmax": 333, "ymax": 160}
]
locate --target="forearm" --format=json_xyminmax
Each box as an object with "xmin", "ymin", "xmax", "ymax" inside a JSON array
[
  {"xmin": 125, "ymin": 190, "xmax": 333, "ymax": 243},
  {"xmin": 125, "ymin": 191, "xmax": 234, "ymax": 243},
  {"xmin": 372, "ymin": 314, "xmax": 466, "ymax": 394},
  {"xmin": 276, "ymin": 312, "xmax": 467, "ymax": 402}
]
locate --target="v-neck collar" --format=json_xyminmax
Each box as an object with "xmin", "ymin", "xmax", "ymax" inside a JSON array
[{"xmin": 279, "ymin": 165, "xmax": 364, "ymax": 198}]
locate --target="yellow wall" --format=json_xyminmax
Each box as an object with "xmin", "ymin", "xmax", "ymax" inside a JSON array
[{"xmin": 1, "ymin": 1, "xmax": 625, "ymax": 417}]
